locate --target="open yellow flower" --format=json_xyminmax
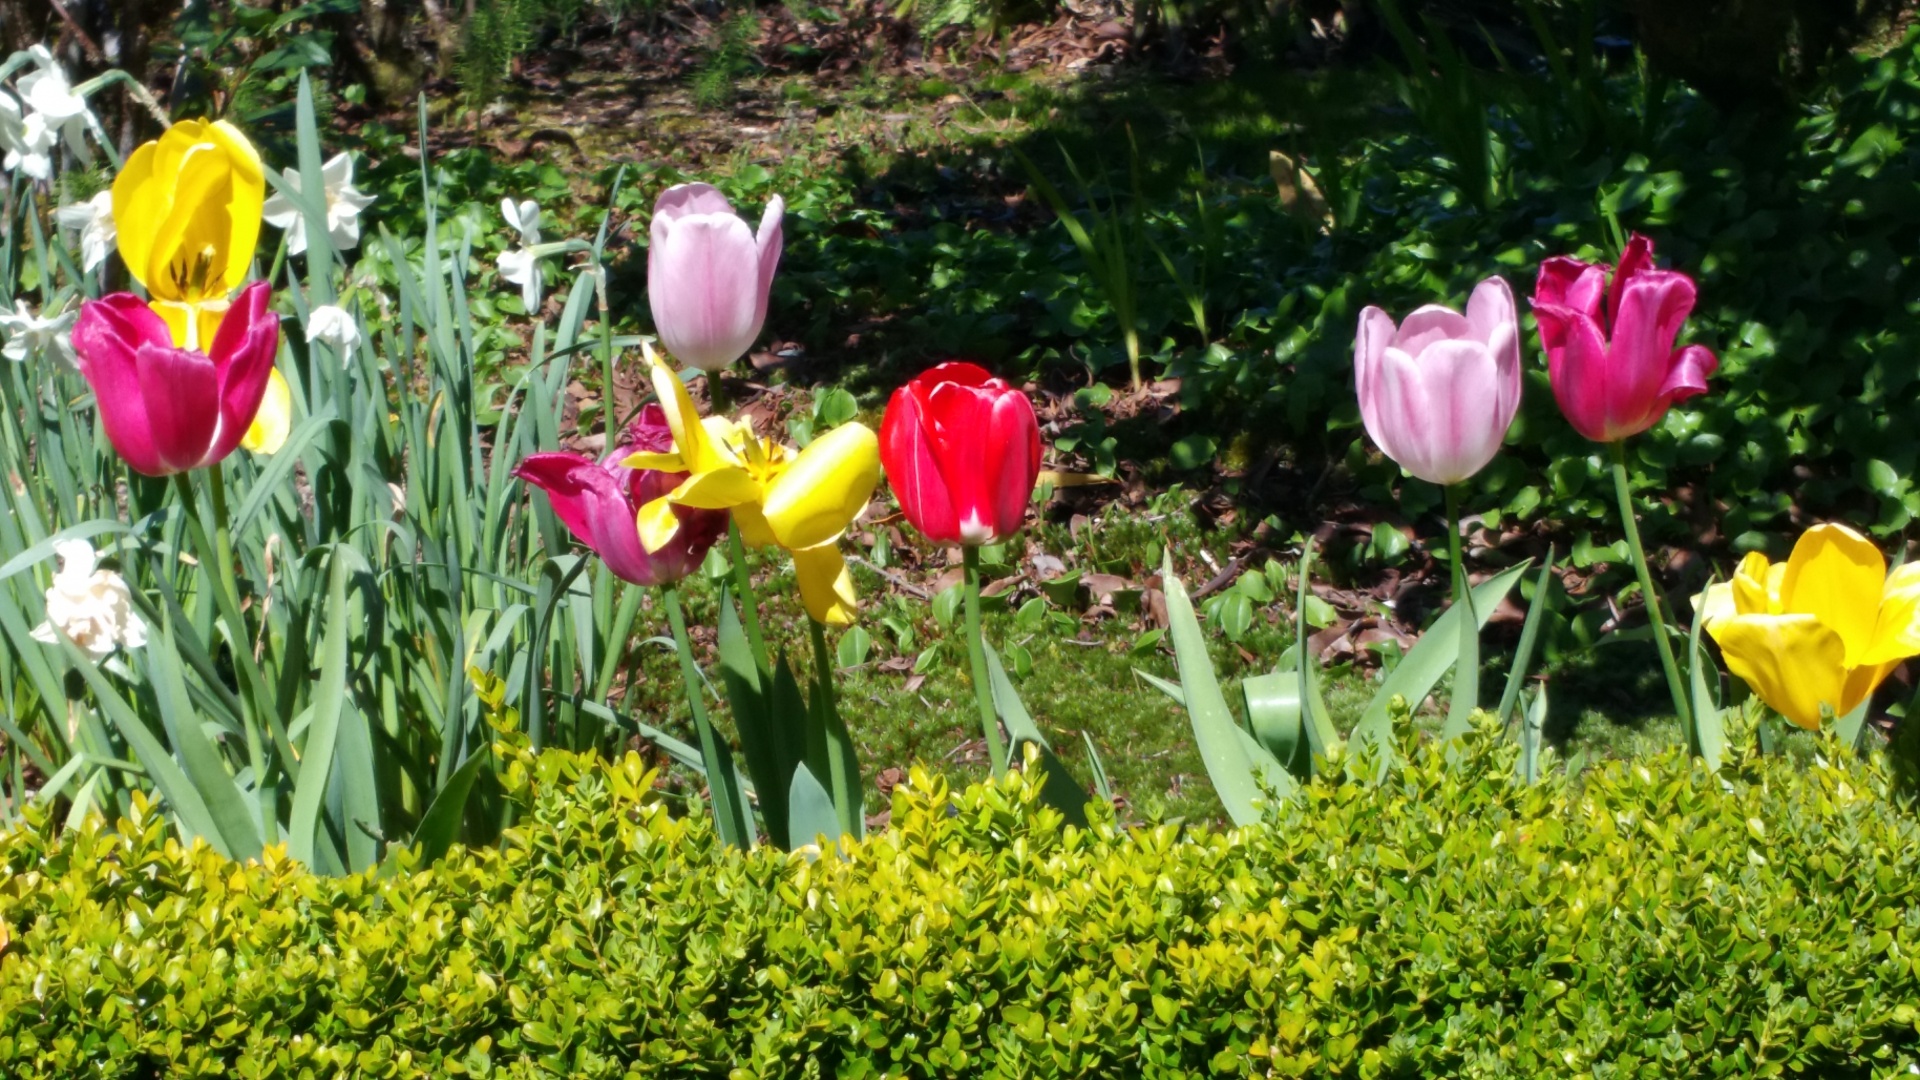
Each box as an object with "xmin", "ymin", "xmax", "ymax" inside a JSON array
[
  {"xmin": 625, "ymin": 345, "xmax": 879, "ymax": 625},
  {"xmin": 111, "ymin": 118, "xmax": 289, "ymax": 454},
  {"xmin": 1700, "ymin": 523, "xmax": 1920, "ymax": 729}
]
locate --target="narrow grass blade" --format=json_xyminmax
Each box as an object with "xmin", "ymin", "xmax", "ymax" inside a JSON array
[
  {"xmin": 289, "ymin": 548, "xmax": 352, "ymax": 868},
  {"xmin": 1496, "ymin": 548, "xmax": 1556, "ymax": 725}
]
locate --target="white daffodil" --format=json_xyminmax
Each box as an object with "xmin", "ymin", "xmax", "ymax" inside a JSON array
[
  {"xmin": 501, "ymin": 197, "xmax": 541, "ymax": 247},
  {"xmin": 261, "ymin": 152, "xmax": 376, "ymax": 255},
  {"xmin": 4, "ymin": 108, "xmax": 58, "ymax": 180},
  {"xmin": 16, "ymin": 43, "xmax": 92, "ymax": 165},
  {"xmin": 305, "ymin": 303, "xmax": 362, "ymax": 357},
  {"xmin": 0, "ymin": 299, "xmax": 75, "ymax": 366},
  {"xmin": 30, "ymin": 539, "xmax": 147, "ymax": 660},
  {"xmin": 498, "ymin": 248, "xmax": 542, "ymax": 313},
  {"xmin": 55, "ymin": 190, "xmax": 114, "ymax": 272}
]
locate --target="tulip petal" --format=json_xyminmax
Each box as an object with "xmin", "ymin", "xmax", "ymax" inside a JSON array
[
  {"xmin": 761, "ymin": 422, "xmax": 880, "ymax": 551},
  {"xmin": 1534, "ymin": 257, "xmax": 1607, "ymax": 322},
  {"xmin": 651, "ymin": 182, "xmax": 737, "ymax": 225},
  {"xmin": 1398, "ymin": 339, "xmax": 1506, "ymax": 485},
  {"xmin": 1354, "ymin": 306, "xmax": 1407, "ymax": 468},
  {"xmin": 754, "ymin": 195, "xmax": 784, "ymax": 333},
  {"xmin": 880, "ymin": 379, "xmax": 960, "ymax": 543},
  {"xmin": 646, "ymin": 347, "xmax": 727, "ymax": 474},
  {"xmin": 1863, "ymin": 561, "xmax": 1920, "ymax": 666},
  {"xmin": 134, "ymin": 341, "xmax": 220, "ymax": 472},
  {"xmin": 1778, "ymin": 522, "xmax": 1884, "ymax": 665},
  {"xmin": 1659, "ymin": 344, "xmax": 1717, "ymax": 404},
  {"xmin": 1606, "ymin": 233, "xmax": 1656, "ymax": 330},
  {"xmin": 1391, "ymin": 304, "xmax": 1471, "ymax": 359},
  {"xmin": 649, "ymin": 212, "xmax": 764, "ymax": 371},
  {"xmin": 205, "ymin": 120, "xmax": 266, "ymax": 294},
  {"xmin": 792, "ymin": 542, "xmax": 858, "ymax": 626},
  {"xmin": 1693, "ymin": 581, "xmax": 1735, "ymax": 628},
  {"xmin": 619, "ymin": 451, "xmax": 686, "ymax": 473},
  {"xmin": 1708, "ymin": 613, "xmax": 1848, "ymax": 730},
  {"xmin": 984, "ymin": 381, "xmax": 1042, "ymax": 541},
  {"xmin": 1730, "ymin": 551, "xmax": 1776, "ymax": 615},
  {"xmin": 240, "ymin": 368, "xmax": 292, "ymax": 455},
  {"xmin": 922, "ymin": 377, "xmax": 1002, "ymax": 544},
  {"xmin": 636, "ymin": 495, "xmax": 683, "ymax": 553},
  {"xmin": 1607, "ymin": 268, "xmax": 1698, "ymax": 431},
  {"xmin": 111, "ymin": 141, "xmax": 161, "ymax": 294},
  {"xmin": 1466, "ymin": 276, "xmax": 1523, "ymax": 426},
  {"xmin": 73, "ymin": 295, "xmax": 169, "ymax": 475},
  {"xmin": 669, "ymin": 464, "xmax": 760, "ymax": 510},
  {"xmin": 514, "ymin": 451, "xmax": 669, "ymax": 586},
  {"xmin": 1535, "ymin": 302, "xmax": 1622, "ymax": 442},
  {"xmin": 213, "ymin": 282, "xmax": 282, "ymax": 463}
]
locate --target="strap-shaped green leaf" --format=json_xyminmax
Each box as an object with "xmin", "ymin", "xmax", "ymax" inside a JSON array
[
  {"xmin": 1352, "ymin": 561, "xmax": 1532, "ymax": 760},
  {"xmin": 1161, "ymin": 552, "xmax": 1295, "ymax": 826},
  {"xmin": 1690, "ymin": 576, "xmax": 1727, "ymax": 771},
  {"xmin": 786, "ymin": 762, "xmax": 846, "ymax": 849},
  {"xmin": 1497, "ymin": 549, "xmax": 1557, "ymax": 725},
  {"xmin": 983, "ymin": 642, "xmax": 1089, "ymax": 829}
]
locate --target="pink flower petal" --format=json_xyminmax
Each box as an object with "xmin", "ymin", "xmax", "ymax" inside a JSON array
[{"xmin": 73, "ymin": 295, "xmax": 169, "ymax": 476}]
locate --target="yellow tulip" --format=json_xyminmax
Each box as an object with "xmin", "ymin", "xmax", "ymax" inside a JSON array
[
  {"xmin": 1701, "ymin": 523, "xmax": 1920, "ymax": 729},
  {"xmin": 241, "ymin": 368, "xmax": 293, "ymax": 455},
  {"xmin": 112, "ymin": 118, "xmax": 265, "ymax": 351},
  {"xmin": 625, "ymin": 345, "xmax": 879, "ymax": 625}
]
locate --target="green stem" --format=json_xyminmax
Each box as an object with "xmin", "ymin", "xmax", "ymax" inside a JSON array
[
  {"xmin": 963, "ymin": 544, "xmax": 1008, "ymax": 776},
  {"xmin": 1442, "ymin": 483, "xmax": 1480, "ymax": 737},
  {"xmin": 1609, "ymin": 441, "xmax": 1694, "ymax": 732},
  {"xmin": 726, "ymin": 522, "xmax": 768, "ymax": 666},
  {"xmin": 175, "ymin": 469, "xmax": 272, "ymax": 842},
  {"xmin": 707, "ymin": 367, "xmax": 730, "ymax": 415}
]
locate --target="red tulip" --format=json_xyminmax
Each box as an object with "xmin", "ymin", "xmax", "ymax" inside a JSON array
[
  {"xmin": 70, "ymin": 281, "xmax": 279, "ymax": 477},
  {"xmin": 880, "ymin": 362, "xmax": 1041, "ymax": 546},
  {"xmin": 1533, "ymin": 233, "xmax": 1718, "ymax": 443},
  {"xmin": 514, "ymin": 404, "xmax": 727, "ymax": 587}
]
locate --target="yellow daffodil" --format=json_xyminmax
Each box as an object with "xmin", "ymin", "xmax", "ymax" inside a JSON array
[
  {"xmin": 112, "ymin": 118, "xmax": 291, "ymax": 455},
  {"xmin": 625, "ymin": 345, "xmax": 878, "ymax": 625},
  {"xmin": 1700, "ymin": 523, "xmax": 1920, "ymax": 729}
]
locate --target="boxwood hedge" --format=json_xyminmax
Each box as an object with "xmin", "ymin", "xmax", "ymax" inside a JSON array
[{"xmin": 1, "ymin": 728, "xmax": 1918, "ymax": 1078}]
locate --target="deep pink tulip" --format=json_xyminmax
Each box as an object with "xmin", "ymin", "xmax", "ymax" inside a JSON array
[
  {"xmin": 1354, "ymin": 276, "xmax": 1522, "ymax": 486},
  {"xmin": 70, "ymin": 281, "xmax": 279, "ymax": 477},
  {"xmin": 514, "ymin": 404, "xmax": 727, "ymax": 587},
  {"xmin": 647, "ymin": 182, "xmax": 783, "ymax": 373},
  {"xmin": 1533, "ymin": 233, "xmax": 1718, "ymax": 443},
  {"xmin": 880, "ymin": 362, "xmax": 1042, "ymax": 546}
]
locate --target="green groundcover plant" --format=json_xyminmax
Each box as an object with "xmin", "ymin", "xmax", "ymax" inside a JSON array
[{"xmin": 1, "ymin": 722, "xmax": 1916, "ymax": 1078}]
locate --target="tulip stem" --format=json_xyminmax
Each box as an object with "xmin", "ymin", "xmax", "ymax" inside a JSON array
[
  {"xmin": 1443, "ymin": 483, "xmax": 1480, "ymax": 736},
  {"xmin": 707, "ymin": 370, "xmax": 729, "ymax": 415},
  {"xmin": 173, "ymin": 469, "xmax": 273, "ymax": 845},
  {"xmin": 963, "ymin": 544, "xmax": 1009, "ymax": 777},
  {"xmin": 662, "ymin": 582, "xmax": 751, "ymax": 849},
  {"xmin": 725, "ymin": 522, "xmax": 768, "ymax": 665},
  {"xmin": 1608, "ymin": 441, "xmax": 1695, "ymax": 734}
]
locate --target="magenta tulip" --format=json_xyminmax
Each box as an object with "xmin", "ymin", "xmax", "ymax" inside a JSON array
[
  {"xmin": 1533, "ymin": 233, "xmax": 1718, "ymax": 443},
  {"xmin": 70, "ymin": 281, "xmax": 279, "ymax": 477},
  {"xmin": 647, "ymin": 182, "xmax": 783, "ymax": 373},
  {"xmin": 1354, "ymin": 276, "xmax": 1522, "ymax": 486},
  {"xmin": 880, "ymin": 362, "xmax": 1042, "ymax": 546},
  {"xmin": 514, "ymin": 404, "xmax": 727, "ymax": 587}
]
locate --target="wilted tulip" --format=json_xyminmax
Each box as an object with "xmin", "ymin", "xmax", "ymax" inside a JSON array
[
  {"xmin": 70, "ymin": 281, "xmax": 279, "ymax": 476},
  {"xmin": 514, "ymin": 404, "xmax": 727, "ymax": 587},
  {"xmin": 1700, "ymin": 523, "xmax": 1920, "ymax": 730},
  {"xmin": 112, "ymin": 118, "xmax": 265, "ymax": 351},
  {"xmin": 1534, "ymin": 233, "xmax": 1718, "ymax": 443},
  {"xmin": 1353, "ymin": 276, "xmax": 1521, "ymax": 486},
  {"xmin": 647, "ymin": 182, "xmax": 783, "ymax": 372},
  {"xmin": 879, "ymin": 362, "xmax": 1042, "ymax": 546},
  {"xmin": 625, "ymin": 346, "xmax": 876, "ymax": 626}
]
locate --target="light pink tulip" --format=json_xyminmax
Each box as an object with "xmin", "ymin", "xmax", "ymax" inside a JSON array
[
  {"xmin": 70, "ymin": 282, "xmax": 279, "ymax": 477},
  {"xmin": 1533, "ymin": 233, "xmax": 1718, "ymax": 443},
  {"xmin": 647, "ymin": 182, "xmax": 783, "ymax": 373},
  {"xmin": 1354, "ymin": 276, "xmax": 1522, "ymax": 486}
]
